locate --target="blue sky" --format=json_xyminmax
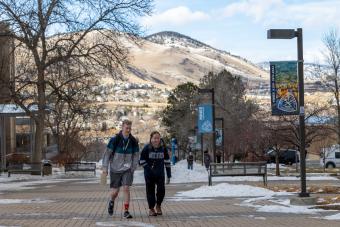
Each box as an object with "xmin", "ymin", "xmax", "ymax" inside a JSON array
[{"xmin": 140, "ymin": 0, "xmax": 340, "ymax": 63}]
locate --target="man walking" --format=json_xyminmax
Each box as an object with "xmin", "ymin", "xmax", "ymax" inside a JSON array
[
  {"xmin": 204, "ymin": 150, "xmax": 211, "ymax": 171},
  {"xmin": 102, "ymin": 120, "xmax": 139, "ymax": 218},
  {"xmin": 187, "ymin": 152, "xmax": 194, "ymax": 170}
]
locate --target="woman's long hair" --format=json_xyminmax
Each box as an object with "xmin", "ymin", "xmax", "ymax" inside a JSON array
[{"xmin": 149, "ymin": 131, "xmax": 161, "ymax": 144}]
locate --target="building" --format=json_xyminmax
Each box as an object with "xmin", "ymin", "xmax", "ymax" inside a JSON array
[{"xmin": 0, "ymin": 22, "xmax": 16, "ymax": 170}]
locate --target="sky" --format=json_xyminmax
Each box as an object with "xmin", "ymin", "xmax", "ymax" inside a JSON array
[{"xmin": 139, "ymin": 0, "xmax": 340, "ymax": 64}]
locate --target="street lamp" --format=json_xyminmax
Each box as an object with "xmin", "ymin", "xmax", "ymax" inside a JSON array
[
  {"xmin": 198, "ymin": 88, "xmax": 216, "ymax": 163},
  {"xmin": 267, "ymin": 28, "xmax": 309, "ymax": 197}
]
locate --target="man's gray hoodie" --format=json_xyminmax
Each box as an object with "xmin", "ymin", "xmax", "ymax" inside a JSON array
[{"xmin": 102, "ymin": 132, "xmax": 139, "ymax": 173}]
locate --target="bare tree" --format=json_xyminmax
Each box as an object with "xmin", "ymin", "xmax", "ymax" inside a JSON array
[
  {"xmin": 315, "ymin": 29, "xmax": 340, "ymax": 142},
  {"xmin": 265, "ymin": 103, "xmax": 333, "ymax": 175},
  {"xmin": 45, "ymin": 61, "xmax": 106, "ymax": 162},
  {"xmin": 0, "ymin": 0, "xmax": 153, "ymax": 162}
]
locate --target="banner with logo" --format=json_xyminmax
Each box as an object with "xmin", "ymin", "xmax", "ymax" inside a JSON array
[
  {"xmin": 198, "ymin": 104, "xmax": 213, "ymax": 133},
  {"xmin": 215, "ymin": 128, "xmax": 223, "ymax": 147},
  {"xmin": 270, "ymin": 61, "xmax": 299, "ymax": 115}
]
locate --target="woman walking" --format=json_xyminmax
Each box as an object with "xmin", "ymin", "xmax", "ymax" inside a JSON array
[{"xmin": 139, "ymin": 131, "xmax": 171, "ymax": 216}]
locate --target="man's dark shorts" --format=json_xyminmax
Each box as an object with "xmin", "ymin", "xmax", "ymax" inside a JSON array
[{"xmin": 110, "ymin": 170, "xmax": 134, "ymax": 188}]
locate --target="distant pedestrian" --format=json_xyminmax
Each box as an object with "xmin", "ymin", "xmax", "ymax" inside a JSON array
[
  {"xmin": 204, "ymin": 150, "xmax": 211, "ymax": 171},
  {"xmin": 102, "ymin": 120, "xmax": 139, "ymax": 218},
  {"xmin": 216, "ymin": 151, "xmax": 222, "ymax": 163},
  {"xmin": 173, "ymin": 155, "xmax": 178, "ymax": 164},
  {"xmin": 187, "ymin": 152, "xmax": 194, "ymax": 170},
  {"xmin": 140, "ymin": 131, "xmax": 171, "ymax": 216}
]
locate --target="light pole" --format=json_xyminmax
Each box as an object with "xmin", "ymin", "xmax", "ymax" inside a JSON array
[
  {"xmin": 267, "ymin": 28, "xmax": 309, "ymax": 197},
  {"xmin": 198, "ymin": 88, "xmax": 216, "ymax": 163}
]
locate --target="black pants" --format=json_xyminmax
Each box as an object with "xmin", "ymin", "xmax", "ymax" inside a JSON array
[{"xmin": 144, "ymin": 173, "xmax": 165, "ymax": 209}]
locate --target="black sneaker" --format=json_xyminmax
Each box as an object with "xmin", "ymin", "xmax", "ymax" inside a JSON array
[
  {"xmin": 123, "ymin": 211, "xmax": 133, "ymax": 219},
  {"xmin": 108, "ymin": 200, "xmax": 114, "ymax": 216}
]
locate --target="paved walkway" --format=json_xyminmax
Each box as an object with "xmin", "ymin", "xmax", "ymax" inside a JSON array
[{"xmin": 0, "ymin": 178, "xmax": 339, "ymax": 227}]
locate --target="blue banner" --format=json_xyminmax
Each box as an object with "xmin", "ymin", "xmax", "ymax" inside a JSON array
[
  {"xmin": 171, "ymin": 138, "xmax": 177, "ymax": 165},
  {"xmin": 198, "ymin": 104, "xmax": 213, "ymax": 133},
  {"xmin": 270, "ymin": 61, "xmax": 299, "ymax": 115}
]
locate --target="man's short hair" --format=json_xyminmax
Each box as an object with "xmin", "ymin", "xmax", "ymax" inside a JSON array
[{"xmin": 122, "ymin": 119, "xmax": 132, "ymax": 126}]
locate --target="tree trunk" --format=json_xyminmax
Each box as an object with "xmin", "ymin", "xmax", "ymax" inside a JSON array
[
  {"xmin": 32, "ymin": 70, "xmax": 46, "ymax": 163},
  {"xmin": 275, "ymin": 151, "xmax": 280, "ymax": 176},
  {"xmin": 334, "ymin": 78, "xmax": 340, "ymax": 144},
  {"xmin": 32, "ymin": 120, "xmax": 43, "ymax": 163}
]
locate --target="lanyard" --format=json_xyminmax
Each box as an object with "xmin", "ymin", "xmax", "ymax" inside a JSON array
[
  {"xmin": 123, "ymin": 138, "xmax": 130, "ymax": 162},
  {"xmin": 123, "ymin": 138, "xmax": 130, "ymax": 152}
]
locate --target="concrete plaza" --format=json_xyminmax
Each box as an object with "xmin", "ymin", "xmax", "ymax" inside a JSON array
[{"xmin": 0, "ymin": 178, "xmax": 339, "ymax": 227}]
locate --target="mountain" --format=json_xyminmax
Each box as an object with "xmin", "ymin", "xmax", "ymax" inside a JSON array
[
  {"xmin": 110, "ymin": 31, "xmax": 269, "ymax": 88},
  {"xmin": 257, "ymin": 62, "xmax": 329, "ymax": 83}
]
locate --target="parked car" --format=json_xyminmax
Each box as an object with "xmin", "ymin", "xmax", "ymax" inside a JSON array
[
  {"xmin": 320, "ymin": 145, "xmax": 340, "ymax": 168},
  {"xmin": 266, "ymin": 149, "xmax": 300, "ymax": 165}
]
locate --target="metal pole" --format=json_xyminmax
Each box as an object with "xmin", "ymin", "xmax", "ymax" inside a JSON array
[
  {"xmin": 297, "ymin": 28, "xmax": 309, "ymax": 197},
  {"xmin": 221, "ymin": 118, "xmax": 225, "ymax": 163},
  {"xmin": 0, "ymin": 117, "xmax": 5, "ymax": 170},
  {"xmin": 212, "ymin": 89, "xmax": 216, "ymax": 163},
  {"xmin": 201, "ymin": 133, "xmax": 203, "ymax": 165}
]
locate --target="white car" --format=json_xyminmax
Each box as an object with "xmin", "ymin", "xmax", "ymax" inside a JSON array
[{"xmin": 320, "ymin": 145, "xmax": 340, "ymax": 168}]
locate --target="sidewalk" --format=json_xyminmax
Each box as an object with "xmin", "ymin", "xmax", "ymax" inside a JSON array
[{"xmin": 0, "ymin": 179, "xmax": 339, "ymax": 227}]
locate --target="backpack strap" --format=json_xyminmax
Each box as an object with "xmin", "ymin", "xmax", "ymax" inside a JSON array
[{"xmin": 111, "ymin": 134, "xmax": 121, "ymax": 157}]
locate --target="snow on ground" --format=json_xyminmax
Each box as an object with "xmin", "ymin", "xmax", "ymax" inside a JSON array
[
  {"xmin": 0, "ymin": 166, "xmax": 96, "ymax": 192},
  {"xmin": 241, "ymin": 198, "xmax": 326, "ymax": 215},
  {"xmin": 0, "ymin": 159, "xmax": 337, "ymax": 193},
  {"xmin": 173, "ymin": 178, "xmax": 334, "ymax": 217},
  {"xmin": 176, "ymin": 183, "xmax": 292, "ymax": 198},
  {"xmin": 324, "ymin": 213, "xmax": 340, "ymax": 220},
  {"xmin": 133, "ymin": 160, "xmax": 338, "ymax": 184},
  {"xmin": 0, "ymin": 198, "xmax": 54, "ymax": 204},
  {"xmin": 0, "ymin": 178, "xmax": 88, "ymax": 192},
  {"xmin": 0, "ymin": 225, "xmax": 21, "ymax": 227},
  {"xmin": 266, "ymin": 163, "xmax": 287, "ymax": 169}
]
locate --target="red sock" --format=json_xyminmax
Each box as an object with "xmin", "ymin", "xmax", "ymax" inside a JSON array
[{"xmin": 124, "ymin": 203, "xmax": 129, "ymax": 211}]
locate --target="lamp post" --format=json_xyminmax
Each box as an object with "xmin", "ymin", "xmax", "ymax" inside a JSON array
[
  {"xmin": 198, "ymin": 88, "xmax": 216, "ymax": 163},
  {"xmin": 267, "ymin": 28, "xmax": 309, "ymax": 197}
]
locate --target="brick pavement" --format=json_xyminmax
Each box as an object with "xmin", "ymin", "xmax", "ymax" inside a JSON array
[{"xmin": 0, "ymin": 178, "xmax": 339, "ymax": 227}]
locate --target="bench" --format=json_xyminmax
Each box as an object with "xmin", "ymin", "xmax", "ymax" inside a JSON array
[
  {"xmin": 7, "ymin": 163, "xmax": 43, "ymax": 177},
  {"xmin": 208, "ymin": 162, "xmax": 267, "ymax": 186},
  {"xmin": 64, "ymin": 162, "xmax": 96, "ymax": 176}
]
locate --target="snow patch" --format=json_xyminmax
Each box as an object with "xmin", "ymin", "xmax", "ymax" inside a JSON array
[
  {"xmin": 176, "ymin": 183, "xmax": 291, "ymax": 198},
  {"xmin": 0, "ymin": 226, "xmax": 21, "ymax": 227},
  {"xmin": 133, "ymin": 160, "xmax": 338, "ymax": 184},
  {"xmin": 242, "ymin": 198, "xmax": 326, "ymax": 215},
  {"xmin": 0, "ymin": 198, "xmax": 54, "ymax": 204},
  {"xmin": 324, "ymin": 213, "xmax": 340, "ymax": 220}
]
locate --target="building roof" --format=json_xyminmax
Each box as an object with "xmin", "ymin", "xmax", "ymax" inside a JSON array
[{"xmin": 0, "ymin": 104, "xmax": 37, "ymax": 116}]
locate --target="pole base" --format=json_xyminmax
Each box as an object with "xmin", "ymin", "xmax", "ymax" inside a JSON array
[
  {"xmin": 290, "ymin": 196, "xmax": 316, "ymax": 206},
  {"xmin": 298, "ymin": 192, "xmax": 310, "ymax": 197}
]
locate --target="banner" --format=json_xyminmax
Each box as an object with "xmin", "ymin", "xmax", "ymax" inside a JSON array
[
  {"xmin": 198, "ymin": 104, "xmax": 213, "ymax": 133},
  {"xmin": 270, "ymin": 61, "xmax": 299, "ymax": 115}
]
